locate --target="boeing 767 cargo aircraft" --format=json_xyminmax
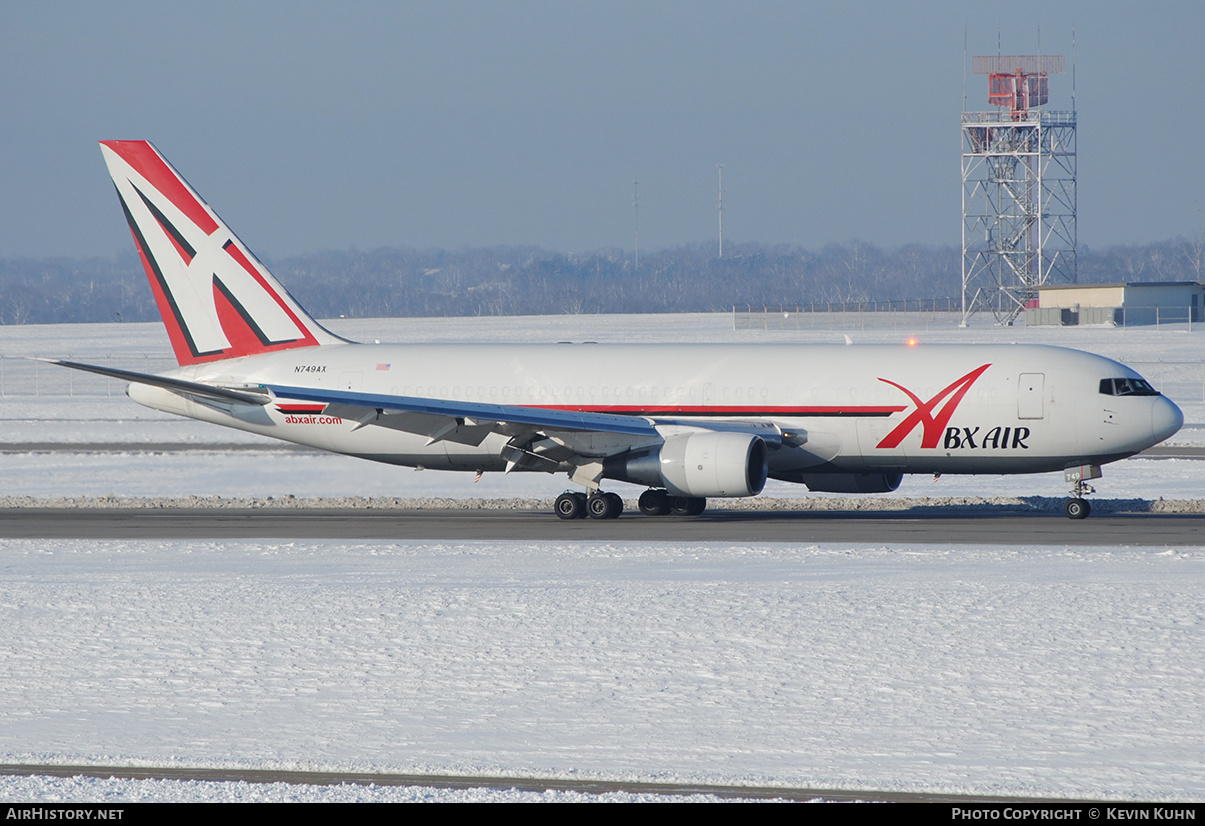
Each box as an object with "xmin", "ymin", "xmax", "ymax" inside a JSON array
[{"xmin": 46, "ymin": 141, "xmax": 1183, "ymax": 519}]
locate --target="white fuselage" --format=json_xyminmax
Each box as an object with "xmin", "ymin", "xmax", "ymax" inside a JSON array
[{"xmin": 126, "ymin": 341, "xmax": 1183, "ymax": 487}]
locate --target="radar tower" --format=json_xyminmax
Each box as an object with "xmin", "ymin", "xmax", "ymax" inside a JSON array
[{"xmin": 961, "ymin": 52, "xmax": 1076, "ymax": 324}]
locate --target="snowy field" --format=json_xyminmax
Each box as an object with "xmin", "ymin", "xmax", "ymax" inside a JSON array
[
  {"xmin": 2, "ymin": 539, "xmax": 1203, "ymax": 802},
  {"xmin": 1, "ymin": 314, "xmax": 1204, "ymax": 802},
  {"xmin": 0, "ymin": 775, "xmax": 752, "ymax": 803}
]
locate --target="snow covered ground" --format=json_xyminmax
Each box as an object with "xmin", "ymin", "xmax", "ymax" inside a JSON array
[
  {"xmin": 1, "ymin": 314, "xmax": 1204, "ymax": 802},
  {"xmin": 0, "ymin": 774, "xmax": 755, "ymax": 803},
  {"xmin": 1, "ymin": 539, "xmax": 1202, "ymax": 801}
]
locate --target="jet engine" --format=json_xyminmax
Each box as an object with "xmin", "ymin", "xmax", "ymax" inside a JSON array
[{"xmin": 604, "ymin": 432, "xmax": 768, "ymax": 497}]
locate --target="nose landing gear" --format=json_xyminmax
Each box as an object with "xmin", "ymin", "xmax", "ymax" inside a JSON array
[
  {"xmin": 1063, "ymin": 464, "xmax": 1102, "ymax": 520},
  {"xmin": 1064, "ymin": 496, "xmax": 1091, "ymax": 520}
]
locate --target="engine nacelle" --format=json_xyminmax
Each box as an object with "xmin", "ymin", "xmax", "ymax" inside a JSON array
[
  {"xmin": 798, "ymin": 472, "xmax": 903, "ymax": 494},
  {"xmin": 604, "ymin": 432, "xmax": 769, "ymax": 498}
]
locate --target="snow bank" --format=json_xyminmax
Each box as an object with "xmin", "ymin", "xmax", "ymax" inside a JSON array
[{"xmin": 3, "ymin": 493, "xmax": 1205, "ymax": 514}]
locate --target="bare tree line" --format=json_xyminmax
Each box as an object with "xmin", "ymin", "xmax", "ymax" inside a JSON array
[{"xmin": 2, "ymin": 238, "xmax": 1203, "ymax": 325}]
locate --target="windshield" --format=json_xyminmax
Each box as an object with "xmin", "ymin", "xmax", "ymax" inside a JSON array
[{"xmin": 1099, "ymin": 378, "xmax": 1160, "ymax": 396}]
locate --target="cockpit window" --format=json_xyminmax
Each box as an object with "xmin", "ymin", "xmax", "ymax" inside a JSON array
[{"xmin": 1099, "ymin": 378, "xmax": 1160, "ymax": 396}]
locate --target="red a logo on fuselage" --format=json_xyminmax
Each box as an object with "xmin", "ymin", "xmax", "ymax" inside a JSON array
[{"xmin": 875, "ymin": 364, "xmax": 991, "ymax": 449}]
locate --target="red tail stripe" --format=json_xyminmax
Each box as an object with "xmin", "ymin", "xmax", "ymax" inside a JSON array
[
  {"xmin": 101, "ymin": 141, "xmax": 219, "ymax": 235},
  {"xmin": 221, "ymin": 241, "xmax": 319, "ymax": 348}
]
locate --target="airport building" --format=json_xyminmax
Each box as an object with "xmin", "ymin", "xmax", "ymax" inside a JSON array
[{"xmin": 1027, "ymin": 282, "xmax": 1205, "ymax": 326}]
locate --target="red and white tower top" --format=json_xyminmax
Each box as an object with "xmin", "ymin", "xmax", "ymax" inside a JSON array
[{"xmin": 973, "ymin": 54, "xmax": 1065, "ymax": 120}]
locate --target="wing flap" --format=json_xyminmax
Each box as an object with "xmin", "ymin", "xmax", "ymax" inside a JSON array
[{"xmin": 323, "ymin": 404, "xmax": 495, "ymax": 446}]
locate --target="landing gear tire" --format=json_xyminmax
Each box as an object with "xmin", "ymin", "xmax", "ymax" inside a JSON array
[
  {"xmin": 669, "ymin": 496, "xmax": 706, "ymax": 516},
  {"xmin": 1065, "ymin": 498, "xmax": 1091, "ymax": 520},
  {"xmin": 555, "ymin": 491, "xmax": 586, "ymax": 520},
  {"xmin": 1065, "ymin": 470, "xmax": 1098, "ymax": 521},
  {"xmin": 588, "ymin": 492, "xmax": 622, "ymax": 519},
  {"xmin": 605, "ymin": 492, "xmax": 623, "ymax": 517},
  {"xmin": 638, "ymin": 489, "xmax": 670, "ymax": 516}
]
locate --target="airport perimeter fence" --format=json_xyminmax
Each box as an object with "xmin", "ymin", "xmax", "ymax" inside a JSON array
[
  {"xmin": 3, "ymin": 352, "xmax": 1205, "ymax": 404},
  {"xmin": 733, "ymin": 300, "xmax": 961, "ymax": 332},
  {"xmin": 1030, "ymin": 305, "xmax": 1198, "ymax": 329},
  {"xmin": 1115, "ymin": 306, "xmax": 1197, "ymax": 330}
]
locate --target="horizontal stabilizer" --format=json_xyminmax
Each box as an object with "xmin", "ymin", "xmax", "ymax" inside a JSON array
[{"xmin": 40, "ymin": 359, "xmax": 270, "ymax": 406}]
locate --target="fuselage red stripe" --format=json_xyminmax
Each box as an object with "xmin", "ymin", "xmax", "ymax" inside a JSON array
[
  {"xmin": 273, "ymin": 400, "xmax": 905, "ymax": 419},
  {"xmin": 524, "ymin": 405, "xmax": 906, "ymax": 417}
]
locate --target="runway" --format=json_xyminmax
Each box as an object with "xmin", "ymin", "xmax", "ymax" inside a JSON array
[{"xmin": 3, "ymin": 506, "xmax": 1203, "ymax": 545}]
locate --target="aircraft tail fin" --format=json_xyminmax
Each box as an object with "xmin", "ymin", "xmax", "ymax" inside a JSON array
[{"xmin": 99, "ymin": 140, "xmax": 342, "ymax": 366}]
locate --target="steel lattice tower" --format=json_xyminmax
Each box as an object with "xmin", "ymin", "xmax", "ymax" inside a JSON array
[{"xmin": 961, "ymin": 54, "xmax": 1076, "ymax": 324}]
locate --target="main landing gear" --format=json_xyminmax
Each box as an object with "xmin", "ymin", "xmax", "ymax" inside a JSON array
[
  {"xmin": 638, "ymin": 489, "xmax": 706, "ymax": 516},
  {"xmin": 555, "ymin": 490, "xmax": 623, "ymax": 520},
  {"xmin": 554, "ymin": 489, "xmax": 706, "ymax": 519}
]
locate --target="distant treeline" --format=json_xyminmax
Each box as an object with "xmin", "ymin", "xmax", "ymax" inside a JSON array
[{"xmin": 2, "ymin": 238, "xmax": 1203, "ymax": 325}]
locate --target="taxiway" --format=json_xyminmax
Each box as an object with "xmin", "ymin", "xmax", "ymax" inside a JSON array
[{"xmin": 3, "ymin": 507, "xmax": 1203, "ymax": 545}]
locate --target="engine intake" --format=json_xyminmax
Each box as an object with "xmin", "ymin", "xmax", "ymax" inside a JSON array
[{"xmin": 604, "ymin": 432, "xmax": 768, "ymax": 498}]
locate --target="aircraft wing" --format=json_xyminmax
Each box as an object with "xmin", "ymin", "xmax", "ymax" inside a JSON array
[
  {"xmin": 266, "ymin": 383, "xmax": 661, "ymax": 437},
  {"xmin": 266, "ymin": 384, "xmax": 786, "ymax": 480},
  {"xmin": 45, "ymin": 359, "xmax": 779, "ymax": 453}
]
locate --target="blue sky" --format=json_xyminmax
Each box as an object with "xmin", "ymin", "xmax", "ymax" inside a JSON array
[{"xmin": 2, "ymin": 0, "xmax": 1202, "ymax": 259}]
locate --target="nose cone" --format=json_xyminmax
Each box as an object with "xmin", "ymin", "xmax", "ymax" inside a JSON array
[{"xmin": 1152, "ymin": 395, "xmax": 1184, "ymax": 444}]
